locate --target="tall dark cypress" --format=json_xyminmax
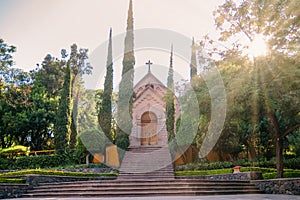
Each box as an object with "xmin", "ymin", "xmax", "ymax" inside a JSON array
[
  {"xmin": 190, "ymin": 37, "xmax": 197, "ymax": 81},
  {"xmin": 166, "ymin": 45, "xmax": 175, "ymax": 143},
  {"xmin": 115, "ymin": 0, "xmax": 135, "ymax": 149},
  {"xmin": 54, "ymin": 62, "xmax": 72, "ymax": 154},
  {"xmin": 99, "ymin": 28, "xmax": 114, "ymax": 143}
]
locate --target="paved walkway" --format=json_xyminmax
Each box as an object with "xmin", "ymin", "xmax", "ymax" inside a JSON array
[{"xmin": 12, "ymin": 194, "xmax": 300, "ymax": 200}]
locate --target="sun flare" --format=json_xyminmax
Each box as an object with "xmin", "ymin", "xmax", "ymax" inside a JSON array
[{"xmin": 248, "ymin": 34, "xmax": 268, "ymax": 58}]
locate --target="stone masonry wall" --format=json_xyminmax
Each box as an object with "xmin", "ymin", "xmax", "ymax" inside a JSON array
[
  {"xmin": 254, "ymin": 178, "xmax": 300, "ymax": 195},
  {"xmin": 0, "ymin": 184, "xmax": 28, "ymax": 199}
]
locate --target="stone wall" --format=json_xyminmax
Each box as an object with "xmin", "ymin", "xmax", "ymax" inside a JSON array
[
  {"xmin": 25, "ymin": 174, "xmax": 116, "ymax": 187},
  {"xmin": 254, "ymin": 178, "xmax": 300, "ymax": 195},
  {"xmin": 0, "ymin": 175, "xmax": 116, "ymax": 198},
  {"xmin": 0, "ymin": 183, "xmax": 28, "ymax": 199},
  {"xmin": 176, "ymin": 171, "xmax": 263, "ymax": 181}
]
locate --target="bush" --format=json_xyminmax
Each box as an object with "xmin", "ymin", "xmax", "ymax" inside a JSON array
[
  {"xmin": 263, "ymin": 172, "xmax": 277, "ymax": 179},
  {"xmin": 0, "ymin": 151, "xmax": 84, "ymax": 170},
  {"xmin": 0, "ymin": 169, "xmax": 118, "ymax": 178},
  {"xmin": 175, "ymin": 168, "xmax": 232, "ymax": 176},
  {"xmin": 283, "ymin": 157, "xmax": 300, "ymax": 169},
  {"xmin": 0, "ymin": 158, "xmax": 15, "ymax": 170},
  {"xmin": 175, "ymin": 157, "xmax": 300, "ymax": 171},
  {"xmin": 262, "ymin": 170, "xmax": 300, "ymax": 179},
  {"xmin": 283, "ymin": 170, "xmax": 300, "ymax": 178},
  {"xmin": 0, "ymin": 178, "xmax": 25, "ymax": 184}
]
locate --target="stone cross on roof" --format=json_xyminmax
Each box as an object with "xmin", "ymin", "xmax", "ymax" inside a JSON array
[{"xmin": 145, "ymin": 60, "xmax": 153, "ymax": 73}]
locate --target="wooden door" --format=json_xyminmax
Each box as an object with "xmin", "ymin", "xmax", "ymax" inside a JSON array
[{"xmin": 141, "ymin": 112, "xmax": 158, "ymax": 145}]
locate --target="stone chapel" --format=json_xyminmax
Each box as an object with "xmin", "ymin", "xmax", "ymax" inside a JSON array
[{"xmin": 128, "ymin": 64, "xmax": 180, "ymax": 148}]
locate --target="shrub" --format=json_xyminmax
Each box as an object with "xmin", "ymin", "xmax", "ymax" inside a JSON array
[
  {"xmin": 0, "ymin": 151, "xmax": 85, "ymax": 170},
  {"xmin": 0, "ymin": 169, "xmax": 117, "ymax": 177},
  {"xmin": 262, "ymin": 170, "xmax": 300, "ymax": 179},
  {"xmin": 0, "ymin": 178, "xmax": 25, "ymax": 184},
  {"xmin": 175, "ymin": 168, "xmax": 232, "ymax": 176},
  {"xmin": 175, "ymin": 157, "xmax": 300, "ymax": 171},
  {"xmin": 263, "ymin": 172, "xmax": 277, "ymax": 179},
  {"xmin": 283, "ymin": 171, "xmax": 300, "ymax": 178},
  {"xmin": 283, "ymin": 158, "xmax": 300, "ymax": 169},
  {"xmin": 0, "ymin": 158, "xmax": 15, "ymax": 170}
]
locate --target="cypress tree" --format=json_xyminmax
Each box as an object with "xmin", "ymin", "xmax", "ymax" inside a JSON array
[
  {"xmin": 166, "ymin": 45, "xmax": 175, "ymax": 143},
  {"xmin": 69, "ymin": 87, "xmax": 79, "ymax": 149},
  {"xmin": 115, "ymin": 0, "xmax": 135, "ymax": 150},
  {"xmin": 99, "ymin": 28, "xmax": 114, "ymax": 143},
  {"xmin": 54, "ymin": 62, "xmax": 72, "ymax": 154},
  {"xmin": 190, "ymin": 37, "xmax": 197, "ymax": 81}
]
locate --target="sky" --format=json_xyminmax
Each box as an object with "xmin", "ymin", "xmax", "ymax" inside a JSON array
[{"xmin": 0, "ymin": 0, "xmax": 225, "ymax": 89}]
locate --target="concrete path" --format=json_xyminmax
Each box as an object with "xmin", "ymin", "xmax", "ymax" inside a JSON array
[{"xmin": 11, "ymin": 194, "xmax": 300, "ymax": 200}]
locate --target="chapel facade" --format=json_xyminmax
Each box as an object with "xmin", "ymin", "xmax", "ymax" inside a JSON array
[{"xmin": 129, "ymin": 69, "xmax": 180, "ymax": 147}]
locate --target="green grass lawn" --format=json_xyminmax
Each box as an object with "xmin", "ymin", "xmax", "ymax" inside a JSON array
[{"xmin": 0, "ymin": 169, "xmax": 118, "ymax": 183}]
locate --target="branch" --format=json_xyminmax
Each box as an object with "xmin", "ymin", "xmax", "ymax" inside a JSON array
[
  {"xmin": 266, "ymin": 113, "xmax": 281, "ymax": 136},
  {"xmin": 282, "ymin": 124, "xmax": 300, "ymax": 138}
]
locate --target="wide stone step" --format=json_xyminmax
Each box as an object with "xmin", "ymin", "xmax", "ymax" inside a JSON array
[
  {"xmin": 30, "ymin": 185, "xmax": 259, "ymax": 193},
  {"xmin": 23, "ymin": 178, "xmax": 263, "ymax": 198},
  {"xmin": 35, "ymin": 179, "xmax": 254, "ymax": 187},
  {"xmin": 33, "ymin": 181, "xmax": 258, "ymax": 190},
  {"xmin": 23, "ymin": 189, "xmax": 263, "ymax": 198}
]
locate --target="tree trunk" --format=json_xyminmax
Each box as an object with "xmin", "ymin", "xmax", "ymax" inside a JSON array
[
  {"xmin": 85, "ymin": 153, "xmax": 90, "ymax": 165},
  {"xmin": 248, "ymin": 142, "xmax": 257, "ymax": 159},
  {"xmin": 276, "ymin": 137, "xmax": 284, "ymax": 178}
]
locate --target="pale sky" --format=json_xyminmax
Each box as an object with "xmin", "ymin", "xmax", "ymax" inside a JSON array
[{"xmin": 0, "ymin": 0, "xmax": 225, "ymax": 89}]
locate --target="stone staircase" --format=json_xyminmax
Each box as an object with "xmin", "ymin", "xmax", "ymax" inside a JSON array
[
  {"xmin": 118, "ymin": 145, "xmax": 174, "ymax": 180},
  {"xmin": 22, "ymin": 145, "xmax": 263, "ymax": 197},
  {"xmin": 22, "ymin": 179, "xmax": 263, "ymax": 198}
]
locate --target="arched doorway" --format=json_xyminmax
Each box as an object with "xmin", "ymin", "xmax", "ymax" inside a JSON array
[{"xmin": 141, "ymin": 111, "xmax": 158, "ymax": 145}]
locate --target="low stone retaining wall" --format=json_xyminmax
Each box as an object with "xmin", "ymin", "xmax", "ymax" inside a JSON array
[
  {"xmin": 0, "ymin": 175, "xmax": 117, "ymax": 198},
  {"xmin": 176, "ymin": 171, "xmax": 263, "ymax": 181},
  {"xmin": 254, "ymin": 178, "xmax": 300, "ymax": 195},
  {"xmin": 63, "ymin": 167, "xmax": 118, "ymax": 173},
  {"xmin": 24, "ymin": 174, "xmax": 116, "ymax": 187},
  {"xmin": 0, "ymin": 183, "xmax": 28, "ymax": 199}
]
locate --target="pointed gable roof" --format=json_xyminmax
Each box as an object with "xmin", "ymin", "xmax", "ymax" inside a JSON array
[{"xmin": 134, "ymin": 71, "xmax": 166, "ymax": 90}]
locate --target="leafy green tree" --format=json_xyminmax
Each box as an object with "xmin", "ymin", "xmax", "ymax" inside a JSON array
[
  {"xmin": 0, "ymin": 40, "xmax": 55, "ymax": 150},
  {"xmin": 98, "ymin": 28, "xmax": 114, "ymax": 143},
  {"xmin": 116, "ymin": 0, "xmax": 135, "ymax": 150},
  {"xmin": 209, "ymin": 0, "xmax": 300, "ymax": 177},
  {"xmin": 32, "ymin": 54, "xmax": 65, "ymax": 97},
  {"xmin": 0, "ymin": 38, "xmax": 16, "ymax": 73},
  {"xmin": 54, "ymin": 63, "xmax": 72, "ymax": 154}
]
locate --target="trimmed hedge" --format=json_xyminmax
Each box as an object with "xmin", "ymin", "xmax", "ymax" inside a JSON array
[
  {"xmin": 0, "ymin": 169, "xmax": 117, "ymax": 178},
  {"xmin": 175, "ymin": 158, "xmax": 300, "ymax": 171},
  {"xmin": 175, "ymin": 168, "xmax": 232, "ymax": 176},
  {"xmin": 0, "ymin": 151, "xmax": 84, "ymax": 170},
  {"xmin": 263, "ymin": 170, "xmax": 300, "ymax": 179},
  {"xmin": 175, "ymin": 167, "xmax": 300, "ymax": 179},
  {"xmin": 0, "ymin": 178, "xmax": 25, "ymax": 184}
]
